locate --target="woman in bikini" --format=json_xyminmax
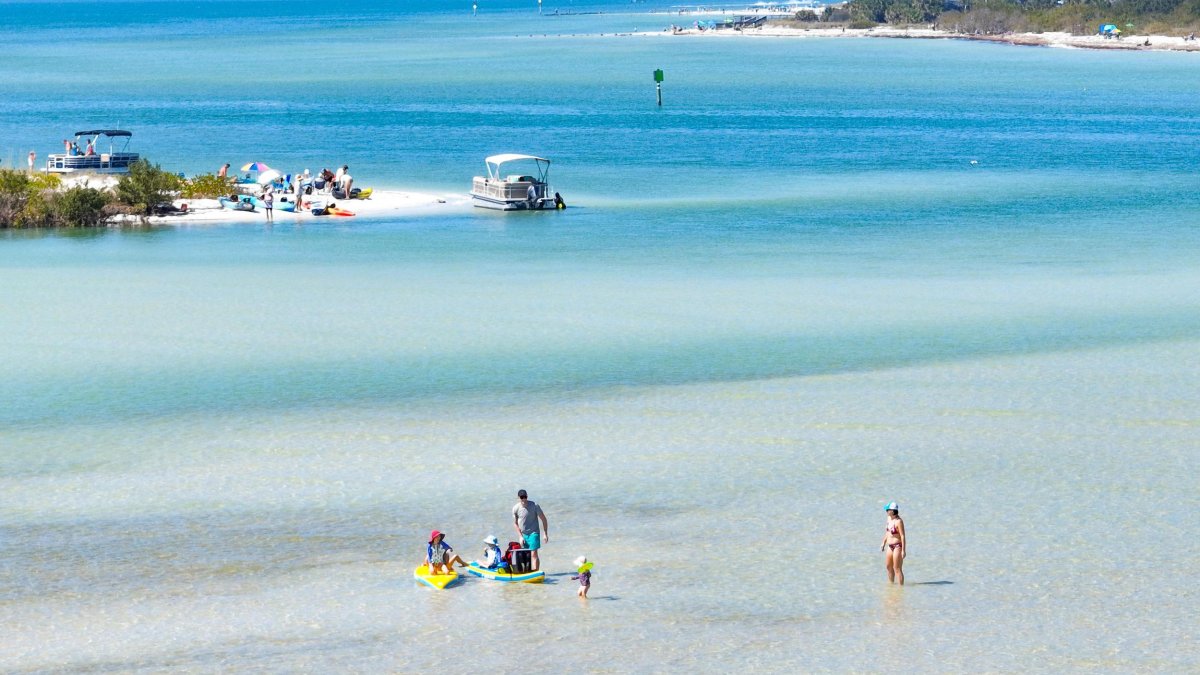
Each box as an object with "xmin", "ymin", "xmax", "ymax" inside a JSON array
[{"xmin": 879, "ymin": 501, "xmax": 905, "ymax": 585}]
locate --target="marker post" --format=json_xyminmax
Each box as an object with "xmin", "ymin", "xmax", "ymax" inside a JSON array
[{"xmin": 654, "ymin": 68, "xmax": 663, "ymax": 107}]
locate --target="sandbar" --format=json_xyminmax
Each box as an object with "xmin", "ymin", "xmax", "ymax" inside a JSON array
[{"xmin": 57, "ymin": 175, "xmax": 470, "ymax": 225}]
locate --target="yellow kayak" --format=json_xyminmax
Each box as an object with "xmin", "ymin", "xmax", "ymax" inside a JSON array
[
  {"xmin": 414, "ymin": 564, "xmax": 460, "ymax": 589},
  {"xmin": 466, "ymin": 562, "xmax": 544, "ymax": 583}
]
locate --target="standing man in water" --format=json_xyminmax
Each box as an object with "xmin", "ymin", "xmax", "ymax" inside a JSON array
[{"xmin": 513, "ymin": 489, "xmax": 549, "ymax": 571}]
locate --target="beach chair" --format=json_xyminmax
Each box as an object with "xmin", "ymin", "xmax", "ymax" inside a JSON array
[{"xmin": 511, "ymin": 548, "xmax": 533, "ymax": 573}]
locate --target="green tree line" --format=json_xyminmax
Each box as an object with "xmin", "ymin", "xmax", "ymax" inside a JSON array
[{"xmin": 813, "ymin": 0, "xmax": 1200, "ymax": 33}]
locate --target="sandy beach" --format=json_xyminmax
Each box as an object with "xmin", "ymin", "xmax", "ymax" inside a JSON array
[
  {"xmin": 146, "ymin": 190, "xmax": 470, "ymax": 225},
  {"xmin": 56, "ymin": 175, "xmax": 470, "ymax": 225},
  {"xmin": 650, "ymin": 24, "xmax": 1200, "ymax": 52}
]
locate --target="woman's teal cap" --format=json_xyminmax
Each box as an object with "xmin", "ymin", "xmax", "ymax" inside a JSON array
[{"xmin": 884, "ymin": 501, "xmax": 899, "ymax": 512}]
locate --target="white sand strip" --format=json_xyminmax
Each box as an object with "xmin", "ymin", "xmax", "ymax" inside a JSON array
[{"xmin": 95, "ymin": 190, "xmax": 468, "ymax": 225}]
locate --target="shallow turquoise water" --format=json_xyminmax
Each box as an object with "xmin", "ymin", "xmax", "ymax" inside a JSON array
[{"xmin": 2, "ymin": 1, "xmax": 1200, "ymax": 671}]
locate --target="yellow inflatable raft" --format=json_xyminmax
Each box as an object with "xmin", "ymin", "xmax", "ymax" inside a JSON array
[
  {"xmin": 414, "ymin": 564, "xmax": 460, "ymax": 589},
  {"xmin": 466, "ymin": 562, "xmax": 544, "ymax": 583}
]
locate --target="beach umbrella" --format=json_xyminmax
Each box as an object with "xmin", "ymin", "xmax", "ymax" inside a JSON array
[
  {"xmin": 256, "ymin": 169, "xmax": 283, "ymax": 185},
  {"xmin": 241, "ymin": 162, "xmax": 271, "ymax": 172}
]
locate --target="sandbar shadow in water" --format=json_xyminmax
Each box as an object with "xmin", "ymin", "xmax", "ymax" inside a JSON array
[{"xmin": 910, "ymin": 580, "xmax": 954, "ymax": 586}]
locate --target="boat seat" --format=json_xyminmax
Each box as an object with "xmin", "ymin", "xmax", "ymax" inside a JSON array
[{"xmin": 510, "ymin": 548, "xmax": 532, "ymax": 573}]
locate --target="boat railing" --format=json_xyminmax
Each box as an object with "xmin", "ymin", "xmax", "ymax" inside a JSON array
[
  {"xmin": 46, "ymin": 152, "xmax": 140, "ymax": 173},
  {"xmin": 472, "ymin": 177, "xmax": 548, "ymax": 200}
]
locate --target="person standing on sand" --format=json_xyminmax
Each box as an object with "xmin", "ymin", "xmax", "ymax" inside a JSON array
[
  {"xmin": 880, "ymin": 501, "xmax": 906, "ymax": 585},
  {"xmin": 218, "ymin": 163, "xmax": 229, "ymax": 178},
  {"xmin": 513, "ymin": 489, "xmax": 549, "ymax": 571},
  {"xmin": 28, "ymin": 151, "xmax": 36, "ymax": 173},
  {"xmin": 263, "ymin": 187, "xmax": 274, "ymax": 222}
]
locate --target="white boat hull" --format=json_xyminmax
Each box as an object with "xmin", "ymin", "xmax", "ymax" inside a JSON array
[{"xmin": 471, "ymin": 193, "xmax": 557, "ymax": 211}]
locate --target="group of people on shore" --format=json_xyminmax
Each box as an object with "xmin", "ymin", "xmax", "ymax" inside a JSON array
[
  {"xmin": 422, "ymin": 489, "xmax": 592, "ymax": 598},
  {"xmin": 216, "ymin": 162, "xmax": 359, "ymax": 220},
  {"xmin": 216, "ymin": 163, "xmax": 354, "ymax": 197}
]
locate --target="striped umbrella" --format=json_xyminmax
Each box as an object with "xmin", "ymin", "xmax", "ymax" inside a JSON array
[{"xmin": 241, "ymin": 162, "xmax": 271, "ymax": 172}]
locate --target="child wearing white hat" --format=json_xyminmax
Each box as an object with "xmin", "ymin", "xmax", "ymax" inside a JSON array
[
  {"xmin": 571, "ymin": 556, "xmax": 592, "ymax": 598},
  {"xmin": 479, "ymin": 535, "xmax": 504, "ymax": 570}
]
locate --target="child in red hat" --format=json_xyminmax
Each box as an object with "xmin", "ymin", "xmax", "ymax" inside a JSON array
[{"xmin": 426, "ymin": 530, "xmax": 468, "ymax": 575}]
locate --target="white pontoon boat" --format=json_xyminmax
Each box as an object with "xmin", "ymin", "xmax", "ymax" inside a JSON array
[
  {"xmin": 470, "ymin": 154, "xmax": 564, "ymax": 211},
  {"xmin": 46, "ymin": 130, "xmax": 140, "ymax": 174}
]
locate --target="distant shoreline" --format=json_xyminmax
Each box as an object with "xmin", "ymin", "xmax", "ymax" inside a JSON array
[{"xmin": 648, "ymin": 24, "xmax": 1200, "ymax": 53}]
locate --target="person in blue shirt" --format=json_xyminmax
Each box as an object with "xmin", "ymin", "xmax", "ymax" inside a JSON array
[
  {"xmin": 478, "ymin": 535, "xmax": 505, "ymax": 570},
  {"xmin": 426, "ymin": 530, "xmax": 468, "ymax": 575}
]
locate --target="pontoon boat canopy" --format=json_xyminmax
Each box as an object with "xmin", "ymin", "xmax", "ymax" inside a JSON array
[
  {"xmin": 73, "ymin": 130, "xmax": 132, "ymax": 137},
  {"xmin": 485, "ymin": 153, "xmax": 549, "ymax": 166}
]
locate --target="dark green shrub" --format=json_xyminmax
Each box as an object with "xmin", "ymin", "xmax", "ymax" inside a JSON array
[
  {"xmin": 19, "ymin": 193, "xmax": 55, "ymax": 228},
  {"xmin": 116, "ymin": 159, "xmax": 182, "ymax": 215},
  {"xmin": 0, "ymin": 170, "xmax": 63, "ymax": 228},
  {"xmin": 53, "ymin": 186, "xmax": 111, "ymax": 227},
  {"xmin": 824, "ymin": 4, "xmax": 852, "ymax": 21},
  {"xmin": 851, "ymin": 0, "xmax": 886, "ymax": 22},
  {"xmin": 0, "ymin": 170, "xmax": 32, "ymax": 227}
]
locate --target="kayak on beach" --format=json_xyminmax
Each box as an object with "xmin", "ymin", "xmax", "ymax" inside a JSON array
[
  {"xmin": 249, "ymin": 195, "xmax": 296, "ymax": 212},
  {"xmin": 218, "ymin": 196, "xmax": 255, "ymax": 212}
]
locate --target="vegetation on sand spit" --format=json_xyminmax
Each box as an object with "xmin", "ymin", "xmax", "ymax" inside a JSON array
[
  {"xmin": 0, "ymin": 170, "xmax": 110, "ymax": 229},
  {"xmin": 0, "ymin": 160, "xmax": 234, "ymax": 228},
  {"xmin": 115, "ymin": 159, "xmax": 183, "ymax": 216},
  {"xmin": 791, "ymin": 0, "xmax": 1200, "ymax": 35}
]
